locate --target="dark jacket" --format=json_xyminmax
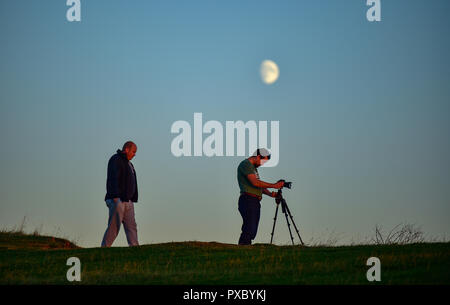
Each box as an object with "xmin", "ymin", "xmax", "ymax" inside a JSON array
[{"xmin": 105, "ymin": 149, "xmax": 138, "ymax": 202}]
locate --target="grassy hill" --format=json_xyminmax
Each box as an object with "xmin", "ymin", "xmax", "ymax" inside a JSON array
[{"xmin": 0, "ymin": 232, "xmax": 449, "ymax": 285}]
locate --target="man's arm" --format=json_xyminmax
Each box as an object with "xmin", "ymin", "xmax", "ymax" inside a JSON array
[
  {"xmin": 247, "ymin": 174, "xmax": 284, "ymax": 189},
  {"xmin": 107, "ymin": 157, "xmax": 122, "ymax": 202},
  {"xmin": 262, "ymin": 188, "xmax": 277, "ymax": 197}
]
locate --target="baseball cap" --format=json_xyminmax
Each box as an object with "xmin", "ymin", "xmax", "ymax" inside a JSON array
[{"xmin": 253, "ymin": 148, "xmax": 271, "ymax": 159}]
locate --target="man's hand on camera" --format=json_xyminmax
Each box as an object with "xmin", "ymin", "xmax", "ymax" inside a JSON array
[
  {"xmin": 274, "ymin": 181, "xmax": 284, "ymax": 189},
  {"xmin": 271, "ymin": 191, "xmax": 278, "ymax": 198}
]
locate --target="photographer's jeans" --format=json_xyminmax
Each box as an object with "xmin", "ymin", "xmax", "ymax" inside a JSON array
[
  {"xmin": 101, "ymin": 199, "xmax": 139, "ymax": 247},
  {"xmin": 238, "ymin": 194, "xmax": 261, "ymax": 245}
]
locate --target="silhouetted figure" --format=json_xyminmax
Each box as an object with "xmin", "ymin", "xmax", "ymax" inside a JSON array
[
  {"xmin": 101, "ymin": 141, "xmax": 139, "ymax": 247},
  {"xmin": 236, "ymin": 148, "xmax": 284, "ymax": 245}
]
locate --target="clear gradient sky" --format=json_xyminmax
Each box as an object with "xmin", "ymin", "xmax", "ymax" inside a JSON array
[{"xmin": 1, "ymin": 0, "xmax": 449, "ymax": 247}]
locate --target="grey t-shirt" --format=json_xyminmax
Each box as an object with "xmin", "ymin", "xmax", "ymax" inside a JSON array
[{"xmin": 237, "ymin": 159, "xmax": 262, "ymax": 197}]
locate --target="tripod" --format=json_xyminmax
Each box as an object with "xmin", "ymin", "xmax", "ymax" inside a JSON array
[{"xmin": 270, "ymin": 189, "xmax": 304, "ymax": 245}]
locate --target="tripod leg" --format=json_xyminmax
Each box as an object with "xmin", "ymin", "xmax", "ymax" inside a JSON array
[
  {"xmin": 282, "ymin": 200, "xmax": 295, "ymax": 245},
  {"xmin": 270, "ymin": 204, "xmax": 280, "ymax": 244},
  {"xmin": 284, "ymin": 202, "xmax": 305, "ymax": 246},
  {"xmin": 284, "ymin": 212, "xmax": 295, "ymax": 245}
]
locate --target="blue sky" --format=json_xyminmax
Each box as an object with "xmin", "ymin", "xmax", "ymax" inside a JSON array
[{"xmin": 1, "ymin": 0, "xmax": 449, "ymax": 247}]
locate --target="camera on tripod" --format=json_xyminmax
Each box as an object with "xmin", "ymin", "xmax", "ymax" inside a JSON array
[
  {"xmin": 271, "ymin": 179, "xmax": 304, "ymax": 246},
  {"xmin": 278, "ymin": 179, "xmax": 292, "ymax": 189}
]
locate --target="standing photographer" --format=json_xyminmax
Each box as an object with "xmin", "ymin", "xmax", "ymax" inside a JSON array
[{"xmin": 237, "ymin": 148, "xmax": 284, "ymax": 245}]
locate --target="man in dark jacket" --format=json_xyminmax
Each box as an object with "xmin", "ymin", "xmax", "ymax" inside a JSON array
[{"xmin": 101, "ymin": 141, "xmax": 139, "ymax": 247}]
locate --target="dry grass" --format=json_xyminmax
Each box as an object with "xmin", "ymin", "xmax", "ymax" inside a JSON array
[
  {"xmin": 371, "ymin": 223, "xmax": 426, "ymax": 245},
  {"xmin": 1, "ymin": 216, "xmax": 79, "ymax": 250}
]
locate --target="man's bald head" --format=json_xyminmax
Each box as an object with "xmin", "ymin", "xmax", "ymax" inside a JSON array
[{"xmin": 122, "ymin": 141, "xmax": 137, "ymax": 160}]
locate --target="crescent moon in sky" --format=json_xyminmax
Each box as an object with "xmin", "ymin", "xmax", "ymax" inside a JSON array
[{"xmin": 260, "ymin": 60, "xmax": 279, "ymax": 85}]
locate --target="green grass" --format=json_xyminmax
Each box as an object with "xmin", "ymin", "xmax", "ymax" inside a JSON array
[{"xmin": 0, "ymin": 232, "xmax": 449, "ymax": 285}]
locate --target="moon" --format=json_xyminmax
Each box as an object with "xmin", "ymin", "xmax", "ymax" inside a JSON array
[{"xmin": 260, "ymin": 60, "xmax": 279, "ymax": 85}]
